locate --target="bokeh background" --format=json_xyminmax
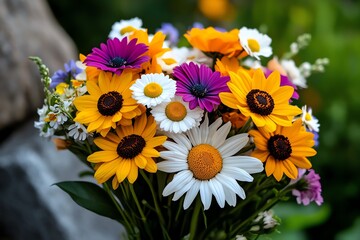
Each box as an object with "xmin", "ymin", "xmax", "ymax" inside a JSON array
[{"xmin": 45, "ymin": 0, "xmax": 360, "ymax": 239}]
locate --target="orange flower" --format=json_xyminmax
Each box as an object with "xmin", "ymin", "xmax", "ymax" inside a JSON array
[
  {"xmin": 222, "ymin": 110, "xmax": 249, "ymax": 129},
  {"xmin": 185, "ymin": 27, "xmax": 243, "ymax": 58},
  {"xmin": 130, "ymin": 29, "xmax": 170, "ymax": 73}
]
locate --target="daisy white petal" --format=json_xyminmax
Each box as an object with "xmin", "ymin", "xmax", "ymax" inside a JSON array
[{"xmin": 158, "ymin": 115, "xmax": 263, "ymax": 210}]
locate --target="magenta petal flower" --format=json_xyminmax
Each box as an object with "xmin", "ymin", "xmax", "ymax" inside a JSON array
[
  {"xmin": 173, "ymin": 62, "xmax": 230, "ymax": 112},
  {"xmin": 84, "ymin": 37, "xmax": 150, "ymax": 75},
  {"xmin": 291, "ymin": 169, "xmax": 323, "ymax": 206}
]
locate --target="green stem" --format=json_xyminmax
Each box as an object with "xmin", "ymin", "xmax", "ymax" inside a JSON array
[
  {"xmin": 228, "ymin": 186, "xmax": 293, "ymax": 237},
  {"xmin": 189, "ymin": 197, "xmax": 202, "ymax": 240},
  {"xmin": 140, "ymin": 170, "xmax": 166, "ymax": 225},
  {"xmin": 129, "ymin": 184, "xmax": 147, "ymax": 222},
  {"xmin": 103, "ymin": 182, "xmax": 135, "ymax": 237}
]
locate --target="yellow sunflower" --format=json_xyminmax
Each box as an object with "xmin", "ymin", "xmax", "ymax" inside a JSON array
[
  {"xmin": 88, "ymin": 113, "xmax": 167, "ymax": 189},
  {"xmin": 219, "ymin": 68, "xmax": 302, "ymax": 132},
  {"xmin": 73, "ymin": 71, "xmax": 143, "ymax": 137},
  {"xmin": 184, "ymin": 27, "xmax": 243, "ymax": 58},
  {"xmin": 249, "ymin": 119, "xmax": 317, "ymax": 181}
]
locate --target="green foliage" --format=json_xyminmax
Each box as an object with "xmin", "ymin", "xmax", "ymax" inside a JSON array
[{"xmin": 55, "ymin": 181, "xmax": 122, "ymax": 221}]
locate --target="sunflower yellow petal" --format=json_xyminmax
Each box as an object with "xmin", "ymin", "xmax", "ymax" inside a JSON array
[
  {"xmin": 144, "ymin": 158, "xmax": 157, "ymax": 173},
  {"xmin": 116, "ymin": 160, "xmax": 131, "ymax": 183},
  {"xmin": 127, "ymin": 161, "xmax": 139, "ymax": 183},
  {"xmin": 135, "ymin": 154, "xmax": 147, "ymax": 169},
  {"xmin": 88, "ymin": 151, "xmax": 119, "ymax": 163},
  {"xmin": 142, "ymin": 147, "xmax": 160, "ymax": 158},
  {"xmin": 146, "ymin": 136, "xmax": 167, "ymax": 148},
  {"xmin": 86, "ymin": 80, "xmax": 102, "ymax": 96},
  {"xmin": 94, "ymin": 137, "xmax": 118, "ymax": 151},
  {"xmin": 94, "ymin": 160, "xmax": 119, "ymax": 183}
]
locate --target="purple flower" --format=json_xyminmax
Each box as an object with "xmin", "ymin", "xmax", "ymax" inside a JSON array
[
  {"xmin": 312, "ymin": 131, "xmax": 319, "ymax": 147},
  {"xmin": 157, "ymin": 23, "xmax": 179, "ymax": 46},
  {"xmin": 84, "ymin": 37, "xmax": 149, "ymax": 75},
  {"xmin": 291, "ymin": 169, "xmax": 323, "ymax": 206},
  {"xmin": 173, "ymin": 62, "xmax": 230, "ymax": 112},
  {"xmin": 50, "ymin": 60, "xmax": 82, "ymax": 88},
  {"xmin": 264, "ymin": 69, "xmax": 299, "ymax": 100}
]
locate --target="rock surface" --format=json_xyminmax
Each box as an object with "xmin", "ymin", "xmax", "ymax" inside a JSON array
[
  {"xmin": 0, "ymin": 0, "xmax": 77, "ymax": 130},
  {"xmin": 0, "ymin": 120, "xmax": 123, "ymax": 240}
]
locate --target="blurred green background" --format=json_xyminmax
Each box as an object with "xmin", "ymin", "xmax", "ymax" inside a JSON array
[{"xmin": 47, "ymin": 0, "xmax": 360, "ymax": 239}]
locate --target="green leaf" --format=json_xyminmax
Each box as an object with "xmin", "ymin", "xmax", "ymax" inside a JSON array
[{"xmin": 55, "ymin": 181, "xmax": 121, "ymax": 221}]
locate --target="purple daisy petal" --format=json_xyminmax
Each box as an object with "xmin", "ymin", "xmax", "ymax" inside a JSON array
[
  {"xmin": 290, "ymin": 169, "xmax": 323, "ymax": 206},
  {"xmin": 84, "ymin": 37, "xmax": 150, "ymax": 75},
  {"xmin": 50, "ymin": 59, "xmax": 82, "ymax": 88},
  {"xmin": 173, "ymin": 62, "xmax": 230, "ymax": 112}
]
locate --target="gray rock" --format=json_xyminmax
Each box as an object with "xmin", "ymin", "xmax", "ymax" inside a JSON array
[
  {"xmin": 0, "ymin": 120, "xmax": 124, "ymax": 240},
  {"xmin": 0, "ymin": 0, "xmax": 77, "ymax": 130}
]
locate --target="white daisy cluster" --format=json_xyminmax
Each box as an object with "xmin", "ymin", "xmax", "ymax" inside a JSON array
[
  {"xmin": 252, "ymin": 210, "xmax": 279, "ymax": 231},
  {"xmin": 31, "ymin": 57, "xmax": 89, "ymax": 141}
]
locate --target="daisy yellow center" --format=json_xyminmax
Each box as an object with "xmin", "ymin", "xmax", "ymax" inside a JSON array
[
  {"xmin": 187, "ymin": 144, "xmax": 223, "ymax": 180},
  {"xmin": 117, "ymin": 134, "xmax": 146, "ymax": 159},
  {"xmin": 97, "ymin": 91, "xmax": 123, "ymax": 116},
  {"xmin": 120, "ymin": 26, "xmax": 136, "ymax": 35},
  {"xmin": 305, "ymin": 113, "xmax": 312, "ymax": 121},
  {"xmin": 165, "ymin": 102, "xmax": 187, "ymax": 121},
  {"xmin": 144, "ymin": 82, "xmax": 163, "ymax": 98},
  {"xmin": 268, "ymin": 134, "xmax": 292, "ymax": 160},
  {"xmin": 248, "ymin": 39, "xmax": 260, "ymax": 52},
  {"xmin": 246, "ymin": 89, "xmax": 274, "ymax": 116}
]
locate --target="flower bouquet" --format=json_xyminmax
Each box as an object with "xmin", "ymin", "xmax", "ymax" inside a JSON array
[{"xmin": 31, "ymin": 17, "xmax": 327, "ymax": 239}]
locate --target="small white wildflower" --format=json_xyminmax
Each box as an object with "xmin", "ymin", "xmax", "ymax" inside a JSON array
[
  {"xmin": 254, "ymin": 210, "xmax": 279, "ymax": 229},
  {"xmin": 299, "ymin": 62, "xmax": 312, "ymax": 78},
  {"xmin": 235, "ymin": 234, "xmax": 247, "ymax": 240},
  {"xmin": 68, "ymin": 122, "xmax": 88, "ymax": 141},
  {"xmin": 301, "ymin": 105, "xmax": 320, "ymax": 132},
  {"xmin": 290, "ymin": 42, "xmax": 299, "ymax": 54},
  {"xmin": 281, "ymin": 59, "xmax": 307, "ymax": 88}
]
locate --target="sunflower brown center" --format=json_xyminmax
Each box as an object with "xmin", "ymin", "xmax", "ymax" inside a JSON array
[
  {"xmin": 144, "ymin": 82, "xmax": 163, "ymax": 98},
  {"xmin": 190, "ymin": 84, "xmax": 207, "ymax": 98},
  {"xmin": 108, "ymin": 57, "xmax": 127, "ymax": 68},
  {"xmin": 165, "ymin": 101, "xmax": 187, "ymax": 121},
  {"xmin": 117, "ymin": 134, "xmax": 146, "ymax": 159},
  {"xmin": 97, "ymin": 91, "xmax": 123, "ymax": 116},
  {"xmin": 187, "ymin": 144, "xmax": 222, "ymax": 180},
  {"xmin": 246, "ymin": 89, "xmax": 274, "ymax": 116},
  {"xmin": 268, "ymin": 134, "xmax": 292, "ymax": 160}
]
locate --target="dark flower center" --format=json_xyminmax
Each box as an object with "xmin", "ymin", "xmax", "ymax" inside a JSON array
[
  {"xmin": 108, "ymin": 57, "xmax": 127, "ymax": 68},
  {"xmin": 97, "ymin": 91, "xmax": 123, "ymax": 116},
  {"xmin": 190, "ymin": 84, "xmax": 208, "ymax": 98},
  {"xmin": 268, "ymin": 134, "xmax": 292, "ymax": 160},
  {"xmin": 246, "ymin": 89, "xmax": 274, "ymax": 116},
  {"xmin": 117, "ymin": 134, "xmax": 146, "ymax": 159}
]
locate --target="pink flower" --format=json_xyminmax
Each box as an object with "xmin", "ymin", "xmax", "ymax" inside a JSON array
[{"xmin": 291, "ymin": 169, "xmax": 323, "ymax": 206}]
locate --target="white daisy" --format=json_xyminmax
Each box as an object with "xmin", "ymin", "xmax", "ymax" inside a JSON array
[
  {"xmin": 130, "ymin": 73, "xmax": 176, "ymax": 107},
  {"xmin": 157, "ymin": 114, "xmax": 264, "ymax": 210},
  {"xmin": 280, "ymin": 59, "xmax": 307, "ymax": 88},
  {"xmin": 68, "ymin": 122, "xmax": 88, "ymax": 141},
  {"xmin": 151, "ymin": 96, "xmax": 203, "ymax": 133},
  {"xmin": 301, "ymin": 105, "xmax": 320, "ymax": 132},
  {"xmin": 157, "ymin": 47, "xmax": 190, "ymax": 74},
  {"xmin": 108, "ymin": 17, "xmax": 145, "ymax": 39},
  {"xmin": 239, "ymin": 27, "xmax": 272, "ymax": 60}
]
